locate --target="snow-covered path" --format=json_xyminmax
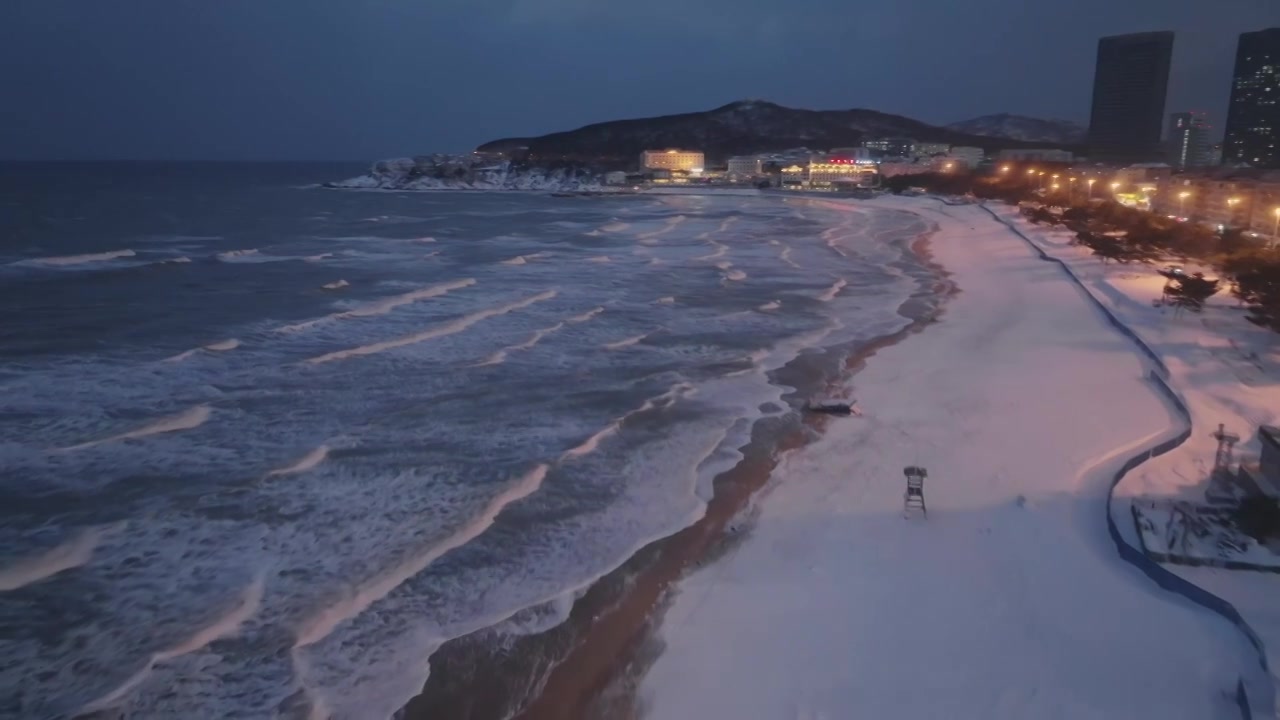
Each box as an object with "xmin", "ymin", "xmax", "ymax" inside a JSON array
[
  {"xmin": 987, "ymin": 202, "xmax": 1280, "ymax": 711},
  {"xmin": 641, "ymin": 199, "xmax": 1258, "ymax": 719}
]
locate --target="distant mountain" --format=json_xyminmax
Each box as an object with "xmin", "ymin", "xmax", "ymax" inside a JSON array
[
  {"xmin": 945, "ymin": 114, "xmax": 1086, "ymax": 145},
  {"xmin": 478, "ymin": 100, "xmax": 1071, "ymax": 168}
]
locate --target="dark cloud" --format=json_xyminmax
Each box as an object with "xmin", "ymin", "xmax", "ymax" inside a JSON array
[{"xmin": 0, "ymin": 0, "xmax": 1274, "ymax": 160}]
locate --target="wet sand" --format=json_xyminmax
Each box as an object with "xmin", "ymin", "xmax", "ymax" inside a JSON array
[{"xmin": 402, "ymin": 230, "xmax": 956, "ymax": 720}]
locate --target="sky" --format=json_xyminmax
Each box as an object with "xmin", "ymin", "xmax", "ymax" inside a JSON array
[{"xmin": 0, "ymin": 0, "xmax": 1275, "ymax": 161}]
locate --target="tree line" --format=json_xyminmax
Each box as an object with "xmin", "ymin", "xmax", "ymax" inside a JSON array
[{"xmin": 883, "ymin": 171, "xmax": 1280, "ymax": 330}]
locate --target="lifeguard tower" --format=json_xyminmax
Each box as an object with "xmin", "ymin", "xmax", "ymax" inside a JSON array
[{"xmin": 903, "ymin": 466, "xmax": 927, "ymax": 518}]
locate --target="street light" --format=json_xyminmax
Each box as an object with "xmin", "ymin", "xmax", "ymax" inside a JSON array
[
  {"xmin": 1273, "ymin": 207, "xmax": 1280, "ymax": 245},
  {"xmin": 1178, "ymin": 190, "xmax": 1190, "ymax": 219},
  {"xmin": 1087, "ymin": 178, "xmax": 1096, "ymax": 200},
  {"xmin": 1001, "ymin": 165, "xmax": 1011, "ymax": 174}
]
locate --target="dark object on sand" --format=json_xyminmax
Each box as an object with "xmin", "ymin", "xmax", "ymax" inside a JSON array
[
  {"xmin": 904, "ymin": 466, "xmax": 927, "ymax": 518},
  {"xmin": 804, "ymin": 400, "xmax": 859, "ymax": 416}
]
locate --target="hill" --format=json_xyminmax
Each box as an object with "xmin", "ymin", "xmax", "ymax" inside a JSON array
[
  {"xmin": 477, "ymin": 101, "xmax": 1074, "ymax": 168},
  {"xmin": 946, "ymin": 113, "xmax": 1086, "ymax": 145}
]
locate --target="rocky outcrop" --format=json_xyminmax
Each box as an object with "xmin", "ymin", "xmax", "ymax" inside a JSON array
[{"xmin": 328, "ymin": 156, "xmax": 608, "ymax": 192}]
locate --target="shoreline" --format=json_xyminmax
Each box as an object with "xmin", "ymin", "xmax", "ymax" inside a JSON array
[{"xmin": 401, "ymin": 207, "xmax": 956, "ymax": 720}]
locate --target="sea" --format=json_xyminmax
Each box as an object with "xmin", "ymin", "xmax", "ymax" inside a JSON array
[{"xmin": 0, "ymin": 163, "xmax": 933, "ymax": 719}]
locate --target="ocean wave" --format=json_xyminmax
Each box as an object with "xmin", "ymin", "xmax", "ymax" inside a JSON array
[
  {"xmin": 322, "ymin": 279, "xmax": 350, "ymax": 290},
  {"xmin": 603, "ymin": 329, "xmax": 656, "ymax": 351},
  {"xmin": 266, "ymin": 444, "xmax": 330, "ymax": 477},
  {"xmin": 586, "ymin": 255, "xmax": 610, "ymax": 263},
  {"xmin": 714, "ymin": 261, "xmax": 733, "ymax": 270},
  {"xmin": 304, "ymin": 253, "xmax": 335, "ymax": 262},
  {"xmin": 80, "ymin": 575, "xmax": 265, "ymax": 715},
  {"xmin": 567, "ymin": 306, "xmax": 604, "ymax": 323},
  {"xmin": 779, "ymin": 245, "xmax": 800, "ymax": 268},
  {"xmin": 0, "ymin": 525, "xmax": 112, "ymax": 592},
  {"xmin": 473, "ymin": 321, "xmax": 566, "ymax": 367},
  {"xmin": 293, "ymin": 464, "xmax": 550, "ymax": 648},
  {"xmin": 636, "ymin": 215, "xmax": 687, "ymax": 240},
  {"xmin": 412, "ymin": 237, "xmax": 436, "ymax": 244},
  {"xmin": 723, "ymin": 269, "xmax": 747, "ymax": 282},
  {"xmin": 757, "ymin": 300, "xmax": 781, "ymax": 311},
  {"xmin": 25, "ymin": 249, "xmax": 136, "ymax": 266},
  {"xmin": 164, "ymin": 339, "xmax": 240, "ymax": 362},
  {"xmin": 818, "ymin": 278, "xmax": 847, "ymax": 302},
  {"xmin": 160, "ymin": 256, "xmax": 192, "ymax": 265},
  {"xmin": 561, "ymin": 383, "xmax": 693, "ymax": 460},
  {"xmin": 280, "ymin": 278, "xmax": 476, "ymax": 333},
  {"xmin": 500, "ymin": 252, "xmax": 549, "ymax": 266},
  {"xmin": 306, "ymin": 289, "xmax": 558, "ymax": 364},
  {"xmin": 694, "ymin": 242, "xmax": 728, "ymax": 262},
  {"xmin": 654, "ymin": 296, "xmax": 675, "ymax": 305},
  {"xmin": 598, "ymin": 221, "xmax": 630, "ymax": 233},
  {"xmin": 58, "ymin": 404, "xmax": 212, "ymax": 452}
]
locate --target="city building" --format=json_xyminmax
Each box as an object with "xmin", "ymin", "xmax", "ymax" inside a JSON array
[
  {"xmin": 726, "ymin": 155, "xmax": 763, "ymax": 178},
  {"xmin": 805, "ymin": 152, "xmax": 878, "ymax": 189},
  {"xmin": 1223, "ymin": 28, "xmax": 1280, "ymax": 169},
  {"xmin": 997, "ymin": 148, "xmax": 1075, "ymax": 163},
  {"xmin": 780, "ymin": 164, "xmax": 807, "ymax": 189},
  {"xmin": 946, "ymin": 146, "xmax": 985, "ymax": 168},
  {"xmin": 640, "ymin": 149, "xmax": 705, "ymax": 172},
  {"xmin": 1167, "ymin": 112, "xmax": 1213, "ymax": 170},
  {"xmin": 862, "ymin": 137, "xmax": 914, "ymax": 157},
  {"xmin": 1087, "ymin": 31, "xmax": 1175, "ymax": 164},
  {"xmin": 912, "ymin": 142, "xmax": 950, "ymax": 159},
  {"xmin": 1154, "ymin": 169, "xmax": 1280, "ymax": 239}
]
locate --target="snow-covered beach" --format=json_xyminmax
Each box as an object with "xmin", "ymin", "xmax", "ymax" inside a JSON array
[{"xmin": 640, "ymin": 196, "xmax": 1271, "ymax": 719}]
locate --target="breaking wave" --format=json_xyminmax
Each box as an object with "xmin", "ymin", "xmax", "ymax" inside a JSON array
[
  {"xmin": 567, "ymin": 306, "xmax": 604, "ymax": 324},
  {"xmin": 818, "ymin": 278, "xmax": 847, "ymax": 302},
  {"xmin": 0, "ymin": 526, "xmax": 112, "ymax": 592},
  {"xmin": 603, "ymin": 330, "xmax": 655, "ymax": 351},
  {"xmin": 561, "ymin": 383, "xmax": 693, "ymax": 460},
  {"xmin": 279, "ymin": 279, "xmax": 476, "ymax": 333},
  {"xmin": 322, "ymin": 279, "xmax": 350, "ymax": 290},
  {"xmin": 216, "ymin": 249, "xmax": 259, "ymax": 261},
  {"xmin": 164, "ymin": 339, "xmax": 241, "ymax": 363},
  {"xmin": 80, "ymin": 576, "xmax": 266, "ymax": 715},
  {"xmin": 293, "ymin": 464, "xmax": 550, "ymax": 648},
  {"xmin": 59, "ymin": 404, "xmax": 213, "ymax": 451},
  {"xmin": 25, "ymin": 249, "xmax": 136, "ymax": 266},
  {"xmin": 757, "ymin": 300, "xmax": 781, "ymax": 311},
  {"xmin": 473, "ymin": 321, "xmax": 567, "ymax": 367},
  {"xmin": 306, "ymin": 289, "xmax": 558, "ymax": 364},
  {"xmin": 267, "ymin": 445, "xmax": 331, "ymax": 477}
]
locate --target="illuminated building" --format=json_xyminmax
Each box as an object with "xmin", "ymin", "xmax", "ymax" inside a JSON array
[
  {"xmin": 726, "ymin": 155, "xmax": 763, "ymax": 177},
  {"xmin": 640, "ymin": 149, "xmax": 705, "ymax": 172},
  {"xmin": 805, "ymin": 152, "xmax": 878, "ymax": 189},
  {"xmin": 862, "ymin": 137, "xmax": 913, "ymax": 157},
  {"xmin": 1087, "ymin": 32, "xmax": 1174, "ymax": 163},
  {"xmin": 1167, "ymin": 112, "xmax": 1213, "ymax": 169},
  {"xmin": 1223, "ymin": 28, "xmax": 1280, "ymax": 169}
]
